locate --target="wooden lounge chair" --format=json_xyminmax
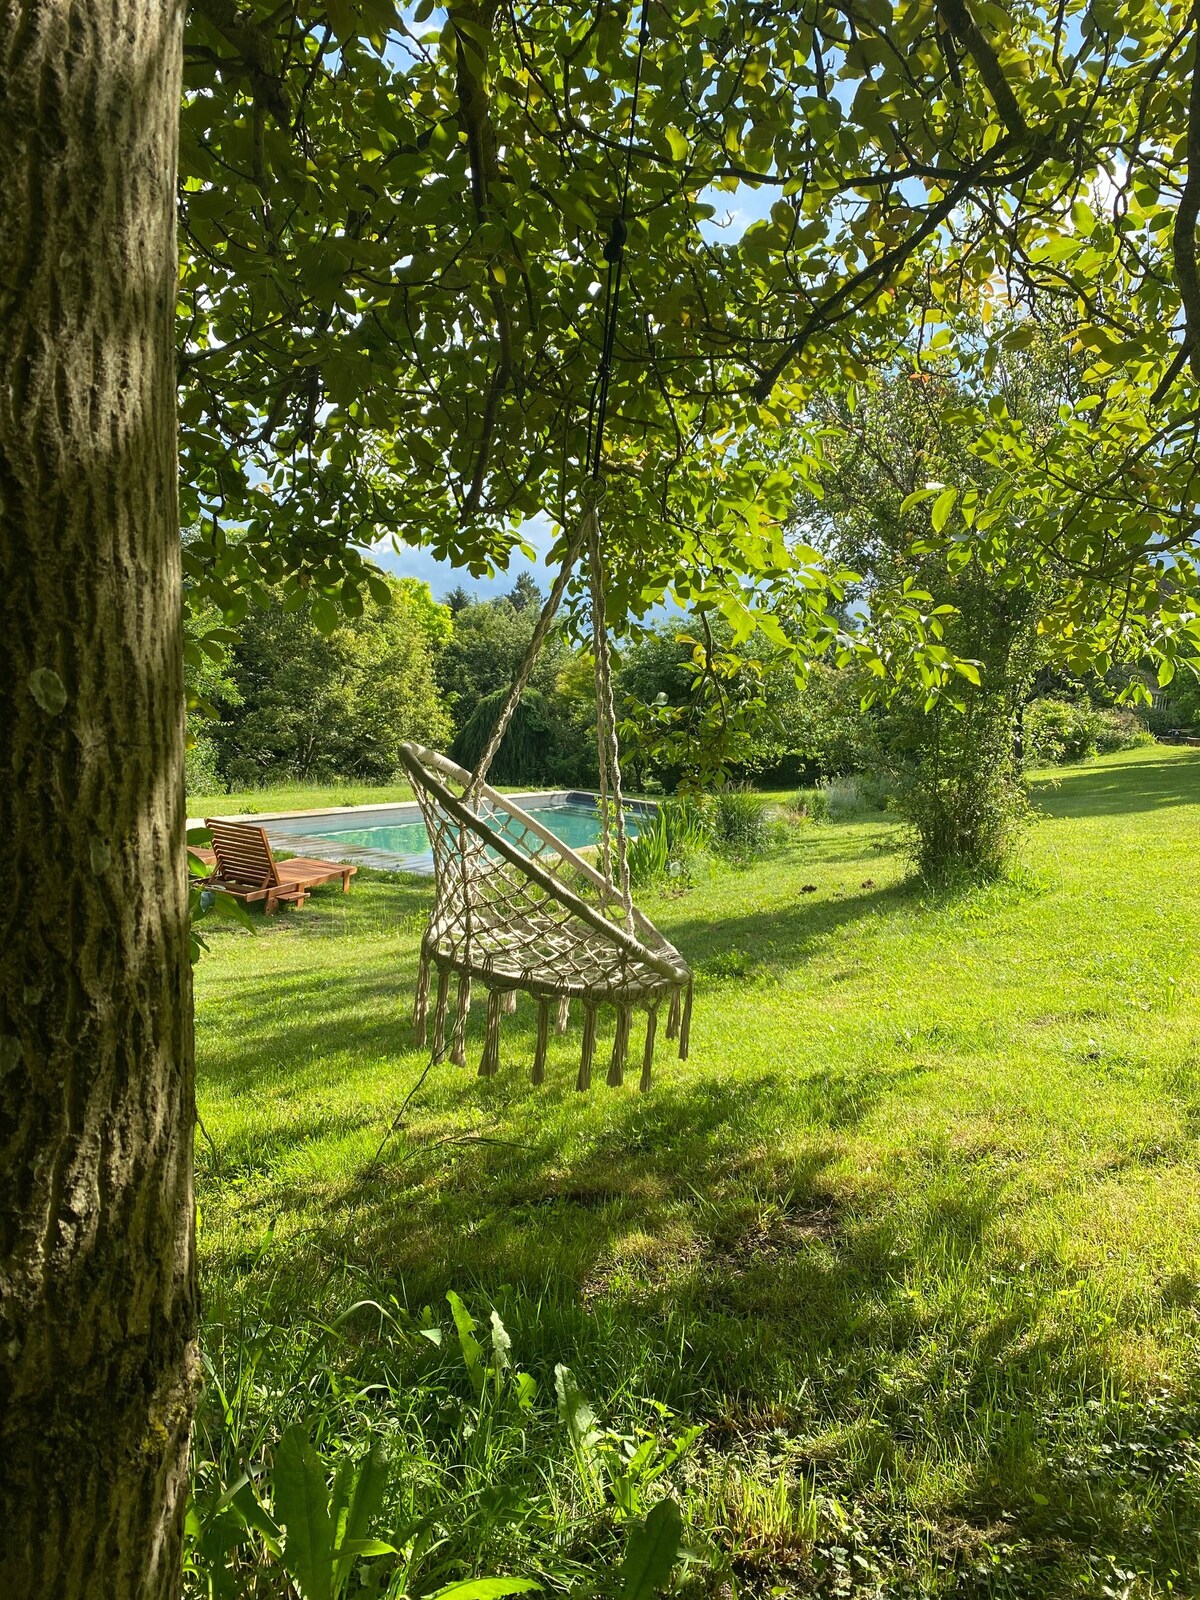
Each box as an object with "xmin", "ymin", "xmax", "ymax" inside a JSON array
[{"xmin": 202, "ymin": 819, "xmax": 357, "ymax": 913}]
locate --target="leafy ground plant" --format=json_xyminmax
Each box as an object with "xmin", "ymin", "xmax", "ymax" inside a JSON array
[{"xmin": 186, "ymin": 1290, "xmax": 694, "ymax": 1600}]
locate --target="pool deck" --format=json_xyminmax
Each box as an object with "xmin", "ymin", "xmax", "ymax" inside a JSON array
[{"xmin": 187, "ymin": 790, "xmax": 656, "ymax": 877}]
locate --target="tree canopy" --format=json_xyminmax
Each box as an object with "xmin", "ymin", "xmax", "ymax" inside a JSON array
[{"xmin": 177, "ymin": 0, "xmax": 1200, "ymax": 702}]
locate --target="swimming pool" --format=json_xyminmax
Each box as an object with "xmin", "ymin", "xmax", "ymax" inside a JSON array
[{"xmin": 249, "ymin": 791, "xmax": 649, "ymax": 875}]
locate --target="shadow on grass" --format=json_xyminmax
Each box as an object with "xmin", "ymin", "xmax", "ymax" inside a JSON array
[
  {"xmin": 1031, "ymin": 753, "xmax": 1200, "ymax": 818},
  {"xmin": 200, "ymin": 868, "xmax": 432, "ymax": 939},
  {"xmin": 198, "ymin": 967, "xmax": 415, "ymax": 1087},
  {"xmin": 207, "ymin": 1082, "xmax": 1197, "ymax": 1592},
  {"xmin": 659, "ymin": 873, "xmax": 913, "ymax": 958}
]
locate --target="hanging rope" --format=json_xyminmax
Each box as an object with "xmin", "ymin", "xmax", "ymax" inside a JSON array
[
  {"xmin": 578, "ymin": 0, "xmax": 650, "ymax": 920},
  {"xmin": 585, "ymin": 0, "xmax": 652, "ymax": 482},
  {"xmin": 585, "ymin": 516, "xmax": 631, "ymax": 921},
  {"xmin": 472, "ymin": 0, "xmax": 651, "ymax": 891},
  {"xmin": 468, "ymin": 505, "xmax": 593, "ymax": 799}
]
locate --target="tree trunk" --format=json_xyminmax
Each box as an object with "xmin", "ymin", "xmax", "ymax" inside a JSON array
[{"xmin": 0, "ymin": 5, "xmax": 196, "ymax": 1597}]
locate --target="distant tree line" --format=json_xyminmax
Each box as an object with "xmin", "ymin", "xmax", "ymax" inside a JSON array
[{"xmin": 187, "ymin": 566, "xmax": 1155, "ymax": 805}]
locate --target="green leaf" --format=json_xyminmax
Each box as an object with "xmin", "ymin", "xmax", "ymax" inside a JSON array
[
  {"xmin": 331, "ymin": 1441, "xmax": 390, "ymax": 1596},
  {"xmin": 326, "ymin": 0, "xmax": 356, "ymax": 42},
  {"xmin": 273, "ymin": 1424, "xmax": 334, "ymax": 1600},
  {"xmin": 427, "ymin": 1581, "xmax": 540, "ymax": 1600},
  {"xmin": 311, "ymin": 595, "xmax": 340, "ymax": 636},
  {"xmin": 931, "ymin": 487, "xmax": 957, "ymax": 534},
  {"xmin": 618, "ymin": 1498, "xmax": 684, "ymax": 1600},
  {"xmin": 489, "ymin": 1307, "xmax": 512, "ymax": 1371},
  {"xmin": 447, "ymin": 1290, "xmax": 486, "ymax": 1397},
  {"xmin": 555, "ymin": 1363, "xmax": 600, "ymax": 1454},
  {"xmin": 227, "ymin": 1478, "xmax": 282, "ymax": 1557},
  {"xmin": 559, "ymin": 191, "xmax": 597, "ymax": 231},
  {"xmin": 664, "ymin": 126, "xmax": 688, "ymax": 163},
  {"xmin": 209, "ymin": 891, "xmax": 259, "ymax": 934},
  {"xmin": 366, "ymin": 572, "xmax": 392, "ymax": 608}
]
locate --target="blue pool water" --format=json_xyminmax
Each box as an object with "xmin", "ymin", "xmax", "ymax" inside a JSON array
[{"xmin": 290, "ymin": 803, "xmax": 640, "ymax": 861}]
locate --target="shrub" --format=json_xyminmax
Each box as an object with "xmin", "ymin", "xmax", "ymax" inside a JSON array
[
  {"xmin": 1094, "ymin": 706, "xmax": 1155, "ymax": 755},
  {"xmin": 1025, "ymin": 698, "xmax": 1153, "ymax": 766},
  {"xmin": 710, "ymin": 786, "xmax": 770, "ymax": 862},
  {"xmin": 790, "ymin": 786, "xmax": 830, "ymax": 822},
  {"xmin": 896, "ymin": 710, "xmax": 1027, "ymax": 883},
  {"xmin": 818, "ymin": 775, "xmax": 874, "ymax": 819},
  {"xmin": 857, "ymin": 772, "xmax": 901, "ymax": 811},
  {"xmin": 186, "ymin": 732, "xmax": 225, "ymax": 798}
]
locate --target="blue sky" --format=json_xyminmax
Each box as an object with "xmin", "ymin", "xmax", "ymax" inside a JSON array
[{"xmin": 374, "ymin": 513, "xmax": 558, "ymax": 604}]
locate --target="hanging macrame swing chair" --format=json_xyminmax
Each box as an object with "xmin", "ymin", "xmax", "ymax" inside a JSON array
[
  {"xmin": 399, "ymin": 6, "xmax": 689, "ymax": 1090},
  {"xmin": 399, "ymin": 5, "xmax": 688, "ymax": 1091},
  {"xmin": 398, "ymin": 486, "xmax": 692, "ymax": 1093}
]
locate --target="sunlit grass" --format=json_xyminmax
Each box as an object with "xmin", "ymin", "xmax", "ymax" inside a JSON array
[
  {"xmin": 194, "ymin": 745, "xmax": 1200, "ymax": 1595},
  {"xmin": 187, "ymin": 776, "xmax": 417, "ymax": 819}
]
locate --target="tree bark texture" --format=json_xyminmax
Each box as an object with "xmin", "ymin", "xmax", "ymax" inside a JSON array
[{"xmin": 0, "ymin": 4, "xmax": 195, "ymax": 1597}]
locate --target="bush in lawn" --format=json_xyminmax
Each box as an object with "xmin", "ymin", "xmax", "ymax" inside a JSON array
[
  {"xmin": 1025, "ymin": 697, "xmax": 1153, "ymax": 766},
  {"xmin": 895, "ymin": 704, "xmax": 1028, "ymax": 883},
  {"xmin": 711, "ymin": 786, "xmax": 770, "ymax": 863},
  {"xmin": 790, "ymin": 785, "xmax": 830, "ymax": 822},
  {"xmin": 1093, "ymin": 706, "xmax": 1155, "ymax": 754},
  {"xmin": 817, "ymin": 775, "xmax": 862, "ymax": 819}
]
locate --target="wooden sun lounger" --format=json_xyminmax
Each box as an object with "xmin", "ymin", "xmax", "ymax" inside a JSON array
[{"xmin": 201, "ymin": 819, "xmax": 357, "ymax": 913}]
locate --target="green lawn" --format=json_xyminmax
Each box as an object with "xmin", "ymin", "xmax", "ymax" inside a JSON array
[
  {"xmin": 188, "ymin": 776, "xmax": 417, "ymax": 819},
  {"xmin": 187, "ymin": 774, "xmax": 586, "ymax": 822},
  {"xmin": 193, "ymin": 746, "xmax": 1200, "ymax": 1597}
]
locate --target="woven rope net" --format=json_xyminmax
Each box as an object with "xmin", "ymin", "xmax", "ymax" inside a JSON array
[{"xmin": 399, "ymin": 742, "xmax": 692, "ymax": 1092}]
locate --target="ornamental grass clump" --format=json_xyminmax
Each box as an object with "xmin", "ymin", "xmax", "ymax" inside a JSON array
[
  {"xmin": 711, "ymin": 786, "xmax": 770, "ymax": 864},
  {"xmin": 790, "ymin": 786, "xmax": 831, "ymax": 823},
  {"xmin": 626, "ymin": 797, "xmax": 711, "ymax": 888}
]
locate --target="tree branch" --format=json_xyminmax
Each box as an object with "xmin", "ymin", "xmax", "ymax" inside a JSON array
[
  {"xmin": 189, "ymin": 0, "xmax": 292, "ymax": 124},
  {"xmin": 1173, "ymin": 5, "xmax": 1200, "ymax": 383}
]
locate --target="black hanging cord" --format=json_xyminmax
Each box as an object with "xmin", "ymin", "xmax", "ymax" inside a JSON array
[{"xmin": 585, "ymin": 0, "xmax": 652, "ymax": 483}]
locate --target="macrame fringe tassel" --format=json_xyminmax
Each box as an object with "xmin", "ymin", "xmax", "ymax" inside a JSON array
[
  {"xmin": 501, "ymin": 989, "xmax": 518, "ymax": 1015},
  {"xmin": 451, "ymin": 976, "xmax": 472, "ymax": 1068},
  {"xmin": 412, "ymin": 955, "xmax": 431, "ymax": 1047},
  {"xmin": 556, "ymin": 995, "xmax": 571, "ymax": 1035},
  {"xmin": 479, "ymin": 989, "xmax": 501, "ymax": 1078},
  {"xmin": 678, "ymin": 979, "xmax": 693, "ymax": 1061},
  {"xmin": 432, "ymin": 966, "xmax": 450, "ymax": 1062},
  {"xmin": 640, "ymin": 1003, "xmax": 659, "ymax": 1093},
  {"xmin": 532, "ymin": 999, "xmax": 550, "ymax": 1085},
  {"xmin": 666, "ymin": 983, "xmax": 682, "ymax": 1041},
  {"xmin": 608, "ymin": 1004, "xmax": 632, "ymax": 1088},
  {"xmin": 577, "ymin": 1004, "xmax": 598, "ymax": 1092}
]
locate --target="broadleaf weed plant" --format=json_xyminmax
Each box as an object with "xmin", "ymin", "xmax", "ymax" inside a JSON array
[{"xmin": 186, "ymin": 1286, "xmax": 698, "ymax": 1599}]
